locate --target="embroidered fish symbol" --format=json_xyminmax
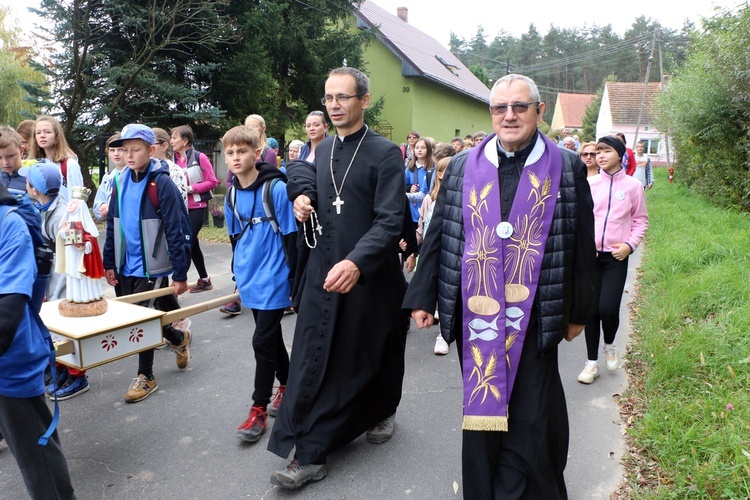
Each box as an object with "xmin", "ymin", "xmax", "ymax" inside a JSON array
[
  {"xmin": 505, "ymin": 307, "xmax": 524, "ymax": 330},
  {"xmin": 468, "ymin": 316, "xmax": 499, "ymax": 341}
]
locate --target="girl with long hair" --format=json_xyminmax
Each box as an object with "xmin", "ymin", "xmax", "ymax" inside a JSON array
[
  {"xmin": 30, "ymin": 115, "xmax": 84, "ymax": 201},
  {"xmin": 405, "ymin": 136, "xmax": 434, "ymax": 223}
]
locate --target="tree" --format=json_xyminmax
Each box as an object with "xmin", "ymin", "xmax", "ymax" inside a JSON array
[
  {"xmin": 469, "ymin": 64, "xmax": 490, "ymax": 86},
  {"xmin": 449, "ymin": 32, "xmax": 466, "ymax": 57},
  {"xmin": 655, "ymin": 6, "xmax": 750, "ymax": 211},
  {"xmin": 209, "ymin": 0, "xmax": 372, "ymax": 147},
  {"xmin": 27, "ymin": 0, "xmax": 235, "ymax": 188},
  {"xmin": 0, "ymin": 7, "xmax": 44, "ymax": 125}
]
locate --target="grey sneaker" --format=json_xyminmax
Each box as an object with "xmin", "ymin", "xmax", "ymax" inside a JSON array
[
  {"xmin": 270, "ymin": 459, "xmax": 327, "ymax": 490},
  {"xmin": 366, "ymin": 413, "xmax": 396, "ymax": 444}
]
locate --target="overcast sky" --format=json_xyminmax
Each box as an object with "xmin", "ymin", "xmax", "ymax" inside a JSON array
[
  {"xmin": 370, "ymin": 0, "xmax": 743, "ymax": 47},
  {"xmin": 6, "ymin": 0, "xmax": 745, "ymax": 49}
]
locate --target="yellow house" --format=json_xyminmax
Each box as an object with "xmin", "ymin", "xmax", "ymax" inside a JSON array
[
  {"xmin": 550, "ymin": 92, "xmax": 595, "ymax": 132},
  {"xmin": 353, "ymin": 1, "xmax": 491, "ymax": 144}
]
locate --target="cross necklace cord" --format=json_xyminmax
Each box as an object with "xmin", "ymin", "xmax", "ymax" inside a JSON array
[{"xmin": 329, "ymin": 125, "xmax": 368, "ymax": 214}]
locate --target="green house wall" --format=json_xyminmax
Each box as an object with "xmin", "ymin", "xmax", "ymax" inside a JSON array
[{"xmin": 362, "ymin": 29, "xmax": 491, "ymax": 145}]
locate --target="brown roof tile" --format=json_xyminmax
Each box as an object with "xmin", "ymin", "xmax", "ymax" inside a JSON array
[
  {"xmin": 557, "ymin": 93, "xmax": 596, "ymax": 128},
  {"xmin": 607, "ymin": 82, "xmax": 662, "ymax": 124}
]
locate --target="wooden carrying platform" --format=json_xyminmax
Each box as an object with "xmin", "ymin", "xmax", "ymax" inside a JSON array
[{"xmin": 42, "ymin": 285, "xmax": 239, "ymax": 370}]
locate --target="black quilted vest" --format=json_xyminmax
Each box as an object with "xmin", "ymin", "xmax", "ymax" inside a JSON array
[{"xmin": 437, "ymin": 145, "xmax": 580, "ymax": 352}]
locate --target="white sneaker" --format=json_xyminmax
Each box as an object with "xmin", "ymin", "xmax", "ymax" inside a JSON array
[
  {"xmin": 577, "ymin": 361, "xmax": 600, "ymax": 384},
  {"xmin": 434, "ymin": 335, "xmax": 449, "ymax": 355},
  {"xmin": 604, "ymin": 347, "xmax": 619, "ymax": 371}
]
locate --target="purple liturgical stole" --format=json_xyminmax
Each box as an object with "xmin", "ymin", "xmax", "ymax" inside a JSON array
[{"xmin": 460, "ymin": 133, "xmax": 562, "ymax": 431}]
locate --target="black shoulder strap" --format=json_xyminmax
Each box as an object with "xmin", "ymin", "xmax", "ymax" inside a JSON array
[
  {"xmin": 262, "ymin": 178, "xmax": 280, "ymax": 234},
  {"xmin": 227, "ymin": 178, "xmax": 282, "ymax": 242}
]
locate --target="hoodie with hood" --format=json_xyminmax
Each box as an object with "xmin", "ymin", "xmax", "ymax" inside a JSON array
[{"xmin": 225, "ymin": 162, "xmax": 297, "ymax": 310}]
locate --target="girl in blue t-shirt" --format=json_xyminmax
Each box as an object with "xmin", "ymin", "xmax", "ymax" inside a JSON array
[{"xmin": 404, "ymin": 137, "xmax": 435, "ymax": 224}]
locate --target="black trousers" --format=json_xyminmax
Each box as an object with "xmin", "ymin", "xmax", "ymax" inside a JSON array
[
  {"xmin": 188, "ymin": 207, "xmax": 208, "ymax": 279},
  {"xmin": 115, "ymin": 275, "xmax": 183, "ymax": 378},
  {"xmin": 250, "ymin": 308, "xmax": 289, "ymax": 408},
  {"xmin": 456, "ymin": 315, "xmax": 569, "ymax": 500},
  {"xmin": 584, "ymin": 252, "xmax": 629, "ymax": 361},
  {"xmin": 0, "ymin": 394, "xmax": 76, "ymax": 499}
]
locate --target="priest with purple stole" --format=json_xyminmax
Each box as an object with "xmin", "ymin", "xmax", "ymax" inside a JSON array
[{"xmin": 405, "ymin": 74, "xmax": 595, "ymax": 499}]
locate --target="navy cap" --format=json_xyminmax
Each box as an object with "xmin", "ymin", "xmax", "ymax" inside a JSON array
[
  {"xmin": 18, "ymin": 162, "xmax": 62, "ymax": 196},
  {"xmin": 109, "ymin": 124, "xmax": 156, "ymax": 147}
]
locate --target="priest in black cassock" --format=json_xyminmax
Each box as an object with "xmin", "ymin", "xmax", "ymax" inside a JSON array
[{"xmin": 267, "ymin": 67, "xmax": 407, "ymax": 490}]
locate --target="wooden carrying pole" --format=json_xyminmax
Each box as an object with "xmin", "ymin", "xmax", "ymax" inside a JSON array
[
  {"xmin": 113, "ymin": 282, "xmax": 197, "ymax": 304},
  {"xmin": 160, "ymin": 293, "xmax": 239, "ymax": 325},
  {"xmin": 110, "ymin": 282, "xmax": 239, "ymax": 325}
]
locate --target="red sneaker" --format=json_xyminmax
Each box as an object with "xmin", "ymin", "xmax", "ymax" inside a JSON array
[
  {"xmin": 236, "ymin": 406, "xmax": 266, "ymax": 443},
  {"xmin": 190, "ymin": 277, "xmax": 213, "ymax": 293},
  {"xmin": 268, "ymin": 385, "xmax": 285, "ymax": 417}
]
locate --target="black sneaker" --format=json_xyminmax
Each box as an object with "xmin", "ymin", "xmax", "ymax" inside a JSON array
[
  {"xmin": 52, "ymin": 375, "xmax": 90, "ymax": 401},
  {"xmin": 220, "ymin": 300, "xmax": 242, "ymax": 316},
  {"xmin": 366, "ymin": 413, "xmax": 396, "ymax": 444},
  {"xmin": 237, "ymin": 406, "xmax": 267, "ymax": 443},
  {"xmin": 45, "ymin": 369, "xmax": 69, "ymax": 397}
]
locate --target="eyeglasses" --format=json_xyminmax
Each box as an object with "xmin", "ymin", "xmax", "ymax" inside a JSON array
[
  {"xmin": 581, "ymin": 152, "xmax": 596, "ymax": 158},
  {"xmin": 320, "ymin": 94, "xmax": 362, "ymax": 105},
  {"xmin": 488, "ymin": 101, "xmax": 540, "ymax": 116}
]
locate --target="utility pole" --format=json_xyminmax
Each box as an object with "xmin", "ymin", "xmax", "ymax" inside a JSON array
[
  {"xmin": 633, "ymin": 29, "xmax": 657, "ymax": 147},
  {"xmin": 657, "ymin": 29, "xmax": 672, "ymax": 169}
]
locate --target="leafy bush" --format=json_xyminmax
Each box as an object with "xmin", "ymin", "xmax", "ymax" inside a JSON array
[{"xmin": 655, "ymin": 7, "xmax": 750, "ymax": 212}]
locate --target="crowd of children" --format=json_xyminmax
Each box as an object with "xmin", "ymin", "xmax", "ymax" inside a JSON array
[{"xmin": 0, "ymin": 104, "xmax": 654, "ymax": 497}]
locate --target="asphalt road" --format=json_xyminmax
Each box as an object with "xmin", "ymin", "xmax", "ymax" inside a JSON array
[{"xmin": 0, "ymin": 240, "xmax": 640, "ymax": 499}]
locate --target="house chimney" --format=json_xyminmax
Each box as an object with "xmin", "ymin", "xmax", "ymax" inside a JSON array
[{"xmin": 397, "ymin": 7, "xmax": 408, "ymax": 23}]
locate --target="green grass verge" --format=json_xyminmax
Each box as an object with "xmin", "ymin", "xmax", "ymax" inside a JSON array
[
  {"xmin": 624, "ymin": 169, "xmax": 750, "ymax": 498},
  {"xmin": 199, "ymin": 219, "xmax": 230, "ymax": 243}
]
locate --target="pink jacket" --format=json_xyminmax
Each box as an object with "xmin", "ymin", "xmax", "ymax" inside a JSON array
[
  {"xmin": 588, "ymin": 167, "xmax": 648, "ymax": 253},
  {"xmin": 174, "ymin": 149, "xmax": 218, "ymax": 210}
]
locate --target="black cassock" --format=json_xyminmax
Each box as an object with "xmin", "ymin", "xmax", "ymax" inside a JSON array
[{"xmin": 268, "ymin": 125, "xmax": 407, "ymax": 465}]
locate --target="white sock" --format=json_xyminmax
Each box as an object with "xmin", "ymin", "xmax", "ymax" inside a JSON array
[
  {"xmin": 604, "ymin": 343, "xmax": 616, "ymax": 351},
  {"xmin": 585, "ymin": 359, "xmax": 598, "ymax": 367}
]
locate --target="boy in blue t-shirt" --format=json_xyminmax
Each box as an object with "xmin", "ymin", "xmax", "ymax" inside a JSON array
[
  {"xmin": 222, "ymin": 125, "xmax": 297, "ymax": 443},
  {"xmin": 0, "ymin": 182, "xmax": 76, "ymax": 499},
  {"xmin": 102, "ymin": 124, "xmax": 191, "ymax": 403}
]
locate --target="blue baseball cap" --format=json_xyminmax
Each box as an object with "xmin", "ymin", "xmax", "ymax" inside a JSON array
[
  {"xmin": 267, "ymin": 137, "xmax": 279, "ymax": 149},
  {"xmin": 18, "ymin": 162, "xmax": 62, "ymax": 196},
  {"xmin": 109, "ymin": 124, "xmax": 155, "ymax": 147}
]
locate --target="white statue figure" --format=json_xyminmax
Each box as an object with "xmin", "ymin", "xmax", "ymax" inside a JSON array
[{"xmin": 56, "ymin": 186, "xmax": 105, "ymax": 306}]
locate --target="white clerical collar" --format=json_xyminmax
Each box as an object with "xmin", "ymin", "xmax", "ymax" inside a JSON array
[{"xmin": 336, "ymin": 124, "xmax": 368, "ymax": 142}]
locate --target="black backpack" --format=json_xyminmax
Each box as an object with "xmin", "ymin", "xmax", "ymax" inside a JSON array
[{"xmin": 226, "ymin": 178, "xmax": 283, "ymax": 237}]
